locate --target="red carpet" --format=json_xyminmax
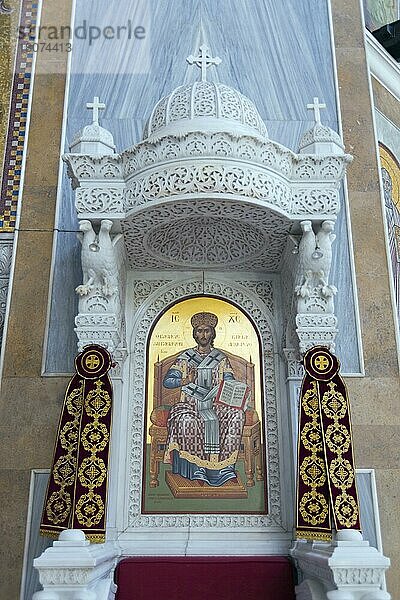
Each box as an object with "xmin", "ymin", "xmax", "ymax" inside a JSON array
[{"xmin": 115, "ymin": 556, "xmax": 296, "ymax": 600}]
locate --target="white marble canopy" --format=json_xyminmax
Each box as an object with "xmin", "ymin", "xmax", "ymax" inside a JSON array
[{"xmin": 65, "ymin": 74, "xmax": 351, "ymax": 272}]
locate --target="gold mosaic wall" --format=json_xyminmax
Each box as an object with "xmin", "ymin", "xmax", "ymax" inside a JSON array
[
  {"xmin": 0, "ymin": 0, "xmax": 36, "ymax": 230},
  {"xmin": 0, "ymin": 2, "xmax": 18, "ymax": 168}
]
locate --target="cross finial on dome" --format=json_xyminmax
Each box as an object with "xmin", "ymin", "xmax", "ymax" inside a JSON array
[
  {"xmin": 186, "ymin": 44, "xmax": 221, "ymax": 82},
  {"xmin": 307, "ymin": 97, "xmax": 326, "ymax": 125},
  {"xmin": 86, "ymin": 96, "xmax": 106, "ymax": 125}
]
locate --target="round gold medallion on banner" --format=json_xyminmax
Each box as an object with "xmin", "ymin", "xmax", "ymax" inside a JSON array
[
  {"xmin": 335, "ymin": 492, "xmax": 359, "ymax": 528},
  {"xmin": 46, "ymin": 489, "xmax": 72, "ymax": 525},
  {"xmin": 75, "ymin": 345, "xmax": 112, "ymax": 379},
  {"xmin": 304, "ymin": 346, "xmax": 339, "ymax": 381},
  {"xmin": 299, "ymin": 490, "xmax": 329, "ymax": 526},
  {"xmin": 76, "ymin": 492, "xmax": 104, "ymax": 528}
]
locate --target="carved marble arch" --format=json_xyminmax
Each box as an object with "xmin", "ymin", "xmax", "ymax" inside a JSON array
[{"xmin": 127, "ymin": 277, "xmax": 292, "ymax": 531}]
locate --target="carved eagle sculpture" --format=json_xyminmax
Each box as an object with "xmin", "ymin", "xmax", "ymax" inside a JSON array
[
  {"xmin": 295, "ymin": 219, "xmax": 337, "ymax": 298},
  {"xmin": 75, "ymin": 219, "xmax": 123, "ymax": 298}
]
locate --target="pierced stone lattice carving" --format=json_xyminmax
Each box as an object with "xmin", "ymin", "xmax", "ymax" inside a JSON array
[
  {"xmin": 145, "ymin": 95, "xmax": 169, "ymax": 137},
  {"xmin": 193, "ymin": 81, "xmax": 216, "ymax": 116},
  {"xmin": 132, "ymin": 279, "xmax": 174, "ymax": 308},
  {"xmin": 64, "ymin": 154, "xmax": 122, "ymax": 181},
  {"xmin": 123, "ymin": 165, "xmax": 342, "ymax": 222},
  {"xmin": 65, "ymin": 81, "xmax": 351, "ymax": 290},
  {"xmin": 126, "ymin": 163, "xmax": 290, "ymax": 210},
  {"xmin": 128, "ymin": 278, "xmax": 284, "ymax": 529},
  {"xmin": 119, "ymin": 132, "xmax": 349, "ymax": 182},
  {"xmin": 219, "ymin": 84, "xmax": 242, "ymax": 121},
  {"xmin": 145, "ymin": 81, "xmax": 268, "ymax": 139},
  {"xmin": 292, "ymin": 156, "xmax": 345, "ymax": 180},
  {"xmin": 145, "ymin": 217, "xmax": 267, "ymax": 267},
  {"xmin": 65, "ymin": 130, "xmax": 351, "ymax": 253},
  {"xmin": 233, "ymin": 280, "xmax": 274, "ymax": 315},
  {"xmin": 291, "ymin": 189, "xmax": 339, "ymax": 215},
  {"xmin": 169, "ymin": 85, "xmax": 192, "ymax": 122},
  {"xmin": 296, "ymin": 314, "xmax": 338, "ymax": 354},
  {"xmin": 75, "ymin": 187, "xmax": 124, "ymax": 214},
  {"xmin": 122, "ymin": 199, "xmax": 291, "ymax": 271}
]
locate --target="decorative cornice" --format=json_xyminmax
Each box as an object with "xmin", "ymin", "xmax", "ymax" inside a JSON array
[
  {"xmin": 64, "ymin": 130, "xmax": 351, "ymax": 224},
  {"xmin": 366, "ymin": 29, "xmax": 400, "ymax": 102},
  {"xmin": 64, "ymin": 154, "xmax": 123, "ymax": 181}
]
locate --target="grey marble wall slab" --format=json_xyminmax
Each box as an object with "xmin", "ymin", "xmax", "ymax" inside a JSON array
[
  {"xmin": 45, "ymin": 231, "xmax": 80, "ymax": 373},
  {"xmin": 375, "ymin": 110, "xmax": 400, "ymax": 161},
  {"xmin": 356, "ymin": 470, "xmax": 379, "ymax": 551},
  {"xmin": 65, "ymin": 0, "xmax": 338, "ymax": 154},
  {"xmin": 332, "ymin": 196, "xmax": 360, "ymax": 373},
  {"xmin": 57, "ymin": 165, "xmax": 78, "ymax": 233},
  {"xmin": 0, "ymin": 239, "xmax": 13, "ymax": 346},
  {"xmin": 46, "ymin": 0, "xmax": 360, "ymax": 374},
  {"xmin": 66, "ymin": 0, "xmax": 337, "ymax": 121},
  {"xmin": 20, "ymin": 471, "xmax": 52, "ymax": 600}
]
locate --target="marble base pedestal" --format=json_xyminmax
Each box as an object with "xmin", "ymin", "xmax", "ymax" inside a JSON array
[{"xmin": 291, "ymin": 530, "xmax": 391, "ymax": 600}]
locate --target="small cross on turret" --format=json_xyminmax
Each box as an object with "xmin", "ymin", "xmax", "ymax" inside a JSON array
[
  {"xmin": 86, "ymin": 96, "xmax": 106, "ymax": 125},
  {"xmin": 186, "ymin": 44, "xmax": 221, "ymax": 82},
  {"xmin": 307, "ymin": 97, "xmax": 326, "ymax": 125}
]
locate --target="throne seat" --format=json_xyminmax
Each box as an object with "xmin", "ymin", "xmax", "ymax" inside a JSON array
[{"xmin": 149, "ymin": 350, "xmax": 264, "ymax": 489}]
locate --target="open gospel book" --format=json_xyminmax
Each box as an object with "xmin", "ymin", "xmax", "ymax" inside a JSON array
[{"xmin": 215, "ymin": 380, "xmax": 250, "ymax": 411}]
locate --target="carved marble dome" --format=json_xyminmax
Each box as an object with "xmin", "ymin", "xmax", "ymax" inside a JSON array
[
  {"xmin": 299, "ymin": 123, "xmax": 344, "ymax": 150},
  {"xmin": 143, "ymin": 81, "xmax": 268, "ymax": 141},
  {"xmin": 298, "ymin": 98, "xmax": 345, "ymax": 156},
  {"xmin": 70, "ymin": 97, "xmax": 116, "ymax": 155},
  {"xmin": 70, "ymin": 122, "xmax": 116, "ymax": 154}
]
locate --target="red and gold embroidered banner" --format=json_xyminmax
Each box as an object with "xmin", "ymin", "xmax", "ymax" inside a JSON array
[
  {"xmin": 296, "ymin": 346, "xmax": 361, "ymax": 541},
  {"xmin": 40, "ymin": 345, "xmax": 113, "ymax": 543}
]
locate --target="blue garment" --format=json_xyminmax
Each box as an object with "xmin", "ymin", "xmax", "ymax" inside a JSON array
[
  {"xmin": 172, "ymin": 451, "xmax": 237, "ymax": 486},
  {"xmin": 164, "ymin": 368, "xmax": 234, "ymax": 389}
]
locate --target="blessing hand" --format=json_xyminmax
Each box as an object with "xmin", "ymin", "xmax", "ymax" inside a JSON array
[{"xmin": 183, "ymin": 368, "xmax": 196, "ymax": 386}]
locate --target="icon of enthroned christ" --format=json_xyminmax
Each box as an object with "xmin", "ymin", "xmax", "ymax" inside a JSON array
[{"xmin": 161, "ymin": 311, "xmax": 251, "ymax": 487}]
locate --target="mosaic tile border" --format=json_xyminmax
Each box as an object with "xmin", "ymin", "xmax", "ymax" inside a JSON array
[{"xmin": 0, "ymin": 0, "xmax": 38, "ymax": 231}]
